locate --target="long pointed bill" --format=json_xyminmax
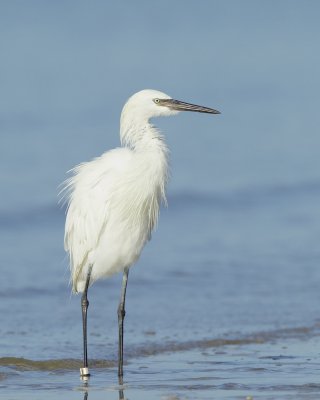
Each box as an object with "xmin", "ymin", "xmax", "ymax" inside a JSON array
[{"xmin": 159, "ymin": 98, "xmax": 220, "ymax": 114}]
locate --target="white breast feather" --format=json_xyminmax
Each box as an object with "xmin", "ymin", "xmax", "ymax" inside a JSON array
[{"xmin": 62, "ymin": 146, "xmax": 168, "ymax": 292}]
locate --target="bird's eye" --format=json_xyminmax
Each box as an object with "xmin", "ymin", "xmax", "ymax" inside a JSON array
[{"xmin": 153, "ymin": 98, "xmax": 160, "ymax": 104}]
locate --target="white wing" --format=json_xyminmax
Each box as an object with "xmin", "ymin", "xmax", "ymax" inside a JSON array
[{"xmin": 62, "ymin": 147, "xmax": 133, "ymax": 292}]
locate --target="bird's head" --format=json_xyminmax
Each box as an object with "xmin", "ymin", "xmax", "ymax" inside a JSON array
[{"xmin": 121, "ymin": 89, "xmax": 220, "ymax": 122}]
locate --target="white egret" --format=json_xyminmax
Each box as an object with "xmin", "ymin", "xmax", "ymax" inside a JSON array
[{"xmin": 62, "ymin": 89, "xmax": 220, "ymax": 380}]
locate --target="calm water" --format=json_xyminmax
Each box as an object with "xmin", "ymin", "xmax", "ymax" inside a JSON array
[{"xmin": 1, "ymin": 177, "xmax": 320, "ymax": 399}]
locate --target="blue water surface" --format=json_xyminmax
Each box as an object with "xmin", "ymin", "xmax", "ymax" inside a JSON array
[{"xmin": 1, "ymin": 1, "xmax": 320, "ymax": 399}]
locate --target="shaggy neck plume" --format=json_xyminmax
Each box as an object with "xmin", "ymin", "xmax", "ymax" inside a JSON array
[{"xmin": 120, "ymin": 115, "xmax": 166, "ymax": 152}]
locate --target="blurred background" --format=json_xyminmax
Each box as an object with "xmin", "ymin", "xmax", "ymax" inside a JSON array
[{"xmin": 1, "ymin": 0, "xmax": 320, "ymax": 362}]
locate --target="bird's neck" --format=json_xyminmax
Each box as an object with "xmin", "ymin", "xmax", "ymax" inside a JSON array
[
  {"xmin": 120, "ymin": 118, "xmax": 169, "ymax": 208},
  {"xmin": 120, "ymin": 118, "xmax": 167, "ymax": 154}
]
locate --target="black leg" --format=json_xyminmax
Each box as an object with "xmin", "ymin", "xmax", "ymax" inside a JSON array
[
  {"xmin": 118, "ymin": 267, "xmax": 129, "ymax": 379},
  {"xmin": 80, "ymin": 265, "xmax": 93, "ymax": 378}
]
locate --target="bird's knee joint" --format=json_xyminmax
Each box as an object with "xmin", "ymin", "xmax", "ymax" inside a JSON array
[
  {"xmin": 117, "ymin": 304, "xmax": 125, "ymax": 319},
  {"xmin": 81, "ymin": 297, "xmax": 89, "ymax": 309}
]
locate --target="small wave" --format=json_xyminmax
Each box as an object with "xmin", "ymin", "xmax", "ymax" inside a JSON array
[
  {"xmin": 0, "ymin": 285, "xmax": 64, "ymax": 298},
  {"xmin": 127, "ymin": 323, "xmax": 320, "ymax": 359},
  {"xmin": 1, "ymin": 323, "xmax": 319, "ymax": 371},
  {"xmin": 170, "ymin": 179, "xmax": 320, "ymax": 211},
  {"xmin": 0, "ymin": 204, "xmax": 63, "ymax": 230},
  {"xmin": 0, "ymin": 357, "xmax": 115, "ymax": 371}
]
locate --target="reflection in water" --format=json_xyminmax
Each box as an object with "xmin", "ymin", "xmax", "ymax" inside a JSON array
[
  {"xmin": 82, "ymin": 389, "xmax": 125, "ymax": 400},
  {"xmin": 81, "ymin": 378, "xmax": 89, "ymax": 400},
  {"xmin": 118, "ymin": 375, "xmax": 125, "ymax": 400},
  {"xmin": 118, "ymin": 388, "xmax": 125, "ymax": 400},
  {"xmin": 81, "ymin": 376, "xmax": 126, "ymax": 400}
]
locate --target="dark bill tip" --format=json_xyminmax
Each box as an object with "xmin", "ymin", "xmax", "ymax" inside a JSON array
[{"xmin": 158, "ymin": 98, "xmax": 220, "ymax": 114}]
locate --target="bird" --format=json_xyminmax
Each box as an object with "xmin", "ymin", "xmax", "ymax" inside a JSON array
[{"xmin": 62, "ymin": 89, "xmax": 220, "ymax": 381}]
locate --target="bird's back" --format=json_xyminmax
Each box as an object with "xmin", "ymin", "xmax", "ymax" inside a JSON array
[{"xmin": 63, "ymin": 145, "xmax": 168, "ymax": 293}]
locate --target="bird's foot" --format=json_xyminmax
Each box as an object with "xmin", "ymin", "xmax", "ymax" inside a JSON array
[{"xmin": 80, "ymin": 367, "xmax": 90, "ymax": 379}]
